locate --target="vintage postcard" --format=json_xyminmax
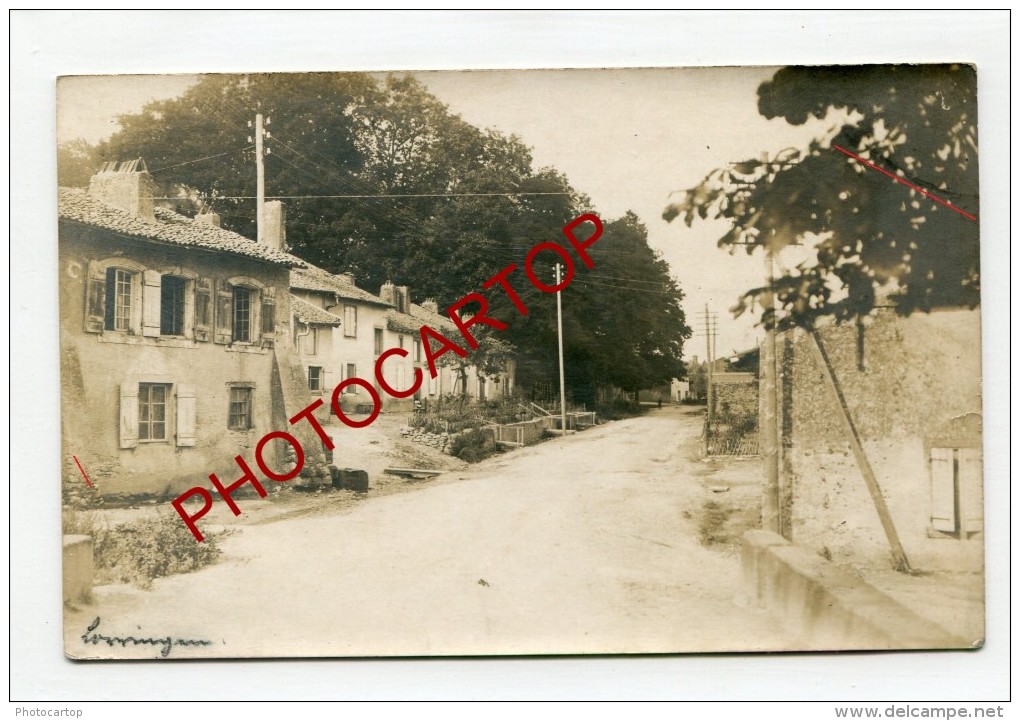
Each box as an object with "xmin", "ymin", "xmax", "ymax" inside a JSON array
[{"xmin": 58, "ymin": 65, "xmax": 983, "ymax": 659}]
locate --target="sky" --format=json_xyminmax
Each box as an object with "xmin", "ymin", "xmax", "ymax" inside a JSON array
[{"xmin": 59, "ymin": 68, "xmax": 832, "ymax": 361}]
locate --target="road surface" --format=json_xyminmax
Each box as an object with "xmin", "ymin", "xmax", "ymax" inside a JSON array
[{"xmin": 66, "ymin": 405, "xmax": 797, "ymax": 658}]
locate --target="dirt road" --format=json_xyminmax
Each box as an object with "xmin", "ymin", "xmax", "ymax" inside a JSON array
[{"xmin": 66, "ymin": 405, "xmax": 797, "ymax": 658}]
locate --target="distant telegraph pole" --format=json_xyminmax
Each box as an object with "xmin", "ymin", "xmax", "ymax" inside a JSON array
[
  {"xmin": 699, "ymin": 304, "xmax": 717, "ymax": 454},
  {"xmin": 555, "ymin": 263, "xmax": 568, "ymax": 436}
]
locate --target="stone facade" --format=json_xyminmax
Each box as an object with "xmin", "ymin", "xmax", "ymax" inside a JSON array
[
  {"xmin": 59, "ymin": 167, "xmax": 327, "ymax": 498},
  {"xmin": 777, "ymin": 308, "xmax": 983, "ymax": 571}
]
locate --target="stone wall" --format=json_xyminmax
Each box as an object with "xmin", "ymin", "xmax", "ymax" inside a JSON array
[{"xmin": 778, "ymin": 308, "xmax": 983, "ymax": 571}]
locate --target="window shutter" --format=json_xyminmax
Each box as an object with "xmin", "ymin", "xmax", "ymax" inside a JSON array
[
  {"xmin": 261, "ymin": 287, "xmax": 276, "ymax": 348},
  {"xmin": 214, "ymin": 280, "xmax": 232, "ymax": 344},
  {"xmin": 141, "ymin": 270, "xmax": 162, "ymax": 337},
  {"xmin": 119, "ymin": 383, "xmax": 139, "ymax": 449},
  {"xmin": 84, "ymin": 261, "xmax": 106, "ymax": 333},
  {"xmin": 930, "ymin": 447, "xmax": 955, "ymax": 533},
  {"xmin": 959, "ymin": 447, "xmax": 983, "ymax": 534},
  {"xmin": 194, "ymin": 278, "xmax": 212, "ymax": 342},
  {"xmin": 176, "ymin": 384, "xmax": 197, "ymax": 447}
]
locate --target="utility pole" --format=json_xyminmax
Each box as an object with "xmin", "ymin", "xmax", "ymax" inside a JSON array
[
  {"xmin": 249, "ymin": 113, "xmax": 271, "ymax": 243},
  {"xmin": 555, "ymin": 263, "xmax": 568, "ymax": 436},
  {"xmin": 761, "ymin": 247, "xmax": 781, "ymax": 533},
  {"xmin": 701, "ymin": 304, "xmax": 716, "ymax": 454}
]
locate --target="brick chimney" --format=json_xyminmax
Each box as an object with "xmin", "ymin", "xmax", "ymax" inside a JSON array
[
  {"xmin": 87, "ymin": 159, "xmax": 156, "ymax": 221},
  {"xmin": 379, "ymin": 281, "xmax": 396, "ymax": 306},
  {"xmin": 264, "ymin": 200, "xmax": 286, "ymax": 251},
  {"xmin": 395, "ymin": 286, "xmax": 410, "ymax": 314},
  {"xmin": 421, "ymin": 298, "xmax": 439, "ymax": 314}
]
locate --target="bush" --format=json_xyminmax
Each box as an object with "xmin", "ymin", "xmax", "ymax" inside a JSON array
[
  {"xmin": 595, "ymin": 398, "xmax": 645, "ymax": 421},
  {"xmin": 449, "ymin": 428, "xmax": 498, "ymax": 463},
  {"xmin": 64, "ymin": 509, "xmax": 225, "ymax": 589}
]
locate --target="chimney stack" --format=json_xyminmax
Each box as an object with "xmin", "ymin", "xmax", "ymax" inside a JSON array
[
  {"xmin": 395, "ymin": 286, "xmax": 410, "ymax": 314},
  {"xmin": 263, "ymin": 200, "xmax": 286, "ymax": 251},
  {"xmin": 421, "ymin": 298, "xmax": 439, "ymax": 314},
  {"xmin": 379, "ymin": 281, "xmax": 396, "ymax": 306},
  {"xmin": 87, "ymin": 159, "xmax": 156, "ymax": 221}
]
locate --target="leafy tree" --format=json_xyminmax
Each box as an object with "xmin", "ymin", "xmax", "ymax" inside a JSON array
[
  {"xmin": 83, "ymin": 72, "xmax": 691, "ymax": 400},
  {"xmin": 664, "ymin": 64, "xmax": 978, "ymax": 328},
  {"xmin": 438, "ymin": 331, "xmax": 516, "ymax": 400},
  {"xmin": 57, "ymin": 139, "xmax": 102, "ymax": 187},
  {"xmin": 503, "ymin": 213, "xmax": 690, "ymax": 406}
]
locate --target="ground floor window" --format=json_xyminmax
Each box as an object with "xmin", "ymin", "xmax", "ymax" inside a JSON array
[
  {"xmin": 138, "ymin": 382, "xmax": 170, "ymax": 441},
  {"xmin": 229, "ymin": 385, "xmax": 254, "ymax": 430},
  {"xmin": 345, "ymin": 363, "xmax": 358, "ymax": 394},
  {"xmin": 308, "ymin": 366, "xmax": 323, "ymax": 392}
]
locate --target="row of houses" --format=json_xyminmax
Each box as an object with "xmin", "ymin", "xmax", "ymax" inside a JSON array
[{"xmin": 59, "ymin": 159, "xmax": 513, "ymax": 498}]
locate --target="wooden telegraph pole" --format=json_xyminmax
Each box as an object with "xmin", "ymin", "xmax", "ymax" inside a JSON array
[
  {"xmin": 250, "ymin": 113, "xmax": 271, "ymax": 243},
  {"xmin": 761, "ymin": 248, "xmax": 781, "ymax": 534}
]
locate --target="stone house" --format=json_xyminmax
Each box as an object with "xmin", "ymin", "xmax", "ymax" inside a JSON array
[
  {"xmin": 289, "ymin": 264, "xmax": 396, "ymax": 415},
  {"xmin": 289, "ymin": 269, "xmax": 516, "ymax": 414},
  {"xmin": 59, "ymin": 161, "xmax": 327, "ymax": 499}
]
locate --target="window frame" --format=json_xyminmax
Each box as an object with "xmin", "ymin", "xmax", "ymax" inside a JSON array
[
  {"xmin": 344, "ymin": 363, "xmax": 358, "ymax": 394},
  {"xmin": 227, "ymin": 384, "xmax": 255, "ymax": 431},
  {"xmin": 137, "ymin": 382, "xmax": 171, "ymax": 443},
  {"xmin": 103, "ymin": 266, "xmax": 140, "ymax": 333},
  {"xmin": 308, "ymin": 366, "xmax": 323, "ymax": 393},
  {"xmin": 343, "ymin": 305, "xmax": 357, "ymax": 338},
  {"xmin": 374, "ymin": 327, "xmax": 384, "ymax": 356},
  {"xmin": 159, "ymin": 274, "xmax": 188, "ymax": 336},
  {"xmin": 232, "ymin": 286, "xmax": 254, "ymax": 343}
]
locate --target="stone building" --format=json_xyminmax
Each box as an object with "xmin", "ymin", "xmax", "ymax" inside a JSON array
[
  {"xmin": 59, "ymin": 160, "xmax": 327, "ymax": 498},
  {"xmin": 776, "ymin": 308, "xmax": 983, "ymax": 572}
]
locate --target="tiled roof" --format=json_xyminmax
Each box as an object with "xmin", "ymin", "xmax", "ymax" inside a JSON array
[
  {"xmin": 409, "ymin": 302, "xmax": 458, "ymax": 335},
  {"xmin": 58, "ymin": 187, "xmax": 303, "ymax": 268},
  {"xmin": 289, "ymin": 265, "xmax": 393, "ymax": 307},
  {"xmin": 291, "ymin": 295, "xmax": 343, "ymax": 326},
  {"xmin": 386, "ymin": 310, "xmax": 422, "ymax": 335}
]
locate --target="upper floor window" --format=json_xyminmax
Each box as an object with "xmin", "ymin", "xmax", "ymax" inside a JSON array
[
  {"xmin": 374, "ymin": 327, "xmax": 384, "ymax": 355},
  {"xmin": 160, "ymin": 276, "xmax": 187, "ymax": 336},
  {"xmin": 105, "ymin": 268, "xmax": 135, "ymax": 331},
  {"xmin": 302, "ymin": 326, "xmax": 319, "ymax": 356},
  {"xmin": 344, "ymin": 305, "xmax": 357, "ymax": 337},
  {"xmin": 414, "ymin": 339, "xmax": 422, "ymax": 363},
  {"xmin": 232, "ymin": 287, "xmax": 254, "ymax": 343}
]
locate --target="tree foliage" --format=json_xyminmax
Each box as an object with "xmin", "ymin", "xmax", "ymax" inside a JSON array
[
  {"xmin": 75, "ymin": 72, "xmax": 690, "ymax": 397},
  {"xmin": 664, "ymin": 64, "xmax": 979, "ymax": 329}
]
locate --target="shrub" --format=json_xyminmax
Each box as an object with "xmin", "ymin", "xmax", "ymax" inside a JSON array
[
  {"xmin": 64, "ymin": 509, "xmax": 225, "ymax": 589},
  {"xmin": 449, "ymin": 428, "xmax": 498, "ymax": 463},
  {"xmin": 595, "ymin": 398, "xmax": 645, "ymax": 421}
]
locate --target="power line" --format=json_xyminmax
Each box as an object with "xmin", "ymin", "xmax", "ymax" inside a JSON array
[{"xmin": 147, "ymin": 192, "xmax": 572, "ymax": 200}]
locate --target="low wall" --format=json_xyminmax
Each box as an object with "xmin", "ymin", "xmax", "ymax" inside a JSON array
[
  {"xmin": 63, "ymin": 534, "xmax": 94, "ymax": 605},
  {"xmin": 741, "ymin": 530, "xmax": 970, "ymax": 650},
  {"xmin": 496, "ymin": 416, "xmax": 557, "ymax": 445}
]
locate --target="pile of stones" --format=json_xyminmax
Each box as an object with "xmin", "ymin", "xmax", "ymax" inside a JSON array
[{"xmin": 400, "ymin": 425, "xmax": 457, "ymax": 455}]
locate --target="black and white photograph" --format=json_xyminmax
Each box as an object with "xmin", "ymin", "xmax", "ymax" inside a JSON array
[
  {"xmin": 57, "ymin": 64, "xmax": 984, "ymax": 659},
  {"xmin": 11, "ymin": 9, "xmax": 1011, "ymax": 709}
]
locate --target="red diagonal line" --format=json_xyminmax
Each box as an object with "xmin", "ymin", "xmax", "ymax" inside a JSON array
[
  {"xmin": 833, "ymin": 144, "xmax": 977, "ymax": 222},
  {"xmin": 73, "ymin": 455, "xmax": 94, "ymax": 488}
]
